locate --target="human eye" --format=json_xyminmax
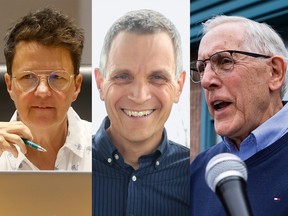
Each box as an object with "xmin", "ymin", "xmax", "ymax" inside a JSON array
[
  {"xmin": 50, "ymin": 72, "xmax": 65, "ymax": 80},
  {"xmin": 15, "ymin": 72, "xmax": 37, "ymax": 90},
  {"xmin": 50, "ymin": 73, "xmax": 61, "ymax": 80},
  {"xmin": 214, "ymin": 53, "xmax": 234, "ymax": 70},
  {"xmin": 111, "ymin": 72, "xmax": 133, "ymax": 84},
  {"xmin": 49, "ymin": 71, "xmax": 70, "ymax": 88},
  {"xmin": 18, "ymin": 73, "xmax": 36, "ymax": 80},
  {"xmin": 114, "ymin": 73, "xmax": 130, "ymax": 80},
  {"xmin": 149, "ymin": 72, "xmax": 169, "ymax": 84},
  {"xmin": 196, "ymin": 61, "xmax": 205, "ymax": 74}
]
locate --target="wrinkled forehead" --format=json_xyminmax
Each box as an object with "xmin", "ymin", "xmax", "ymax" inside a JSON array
[{"xmin": 198, "ymin": 22, "xmax": 246, "ymax": 59}]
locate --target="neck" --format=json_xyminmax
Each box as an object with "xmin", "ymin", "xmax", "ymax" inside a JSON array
[
  {"xmin": 25, "ymin": 118, "xmax": 68, "ymax": 170},
  {"xmin": 232, "ymin": 99, "xmax": 284, "ymax": 148}
]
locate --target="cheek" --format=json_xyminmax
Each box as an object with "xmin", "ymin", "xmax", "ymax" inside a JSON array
[
  {"xmin": 101, "ymin": 81, "xmax": 114, "ymax": 100},
  {"xmin": 232, "ymin": 81, "xmax": 267, "ymax": 122},
  {"xmin": 10, "ymin": 87, "xmax": 28, "ymax": 104},
  {"xmin": 156, "ymin": 84, "xmax": 178, "ymax": 105},
  {"xmin": 10, "ymin": 84, "xmax": 22, "ymax": 101},
  {"xmin": 102, "ymin": 83, "xmax": 123, "ymax": 107}
]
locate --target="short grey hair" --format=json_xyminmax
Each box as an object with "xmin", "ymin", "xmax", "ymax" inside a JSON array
[
  {"xmin": 203, "ymin": 15, "xmax": 288, "ymax": 98},
  {"xmin": 99, "ymin": 9, "xmax": 183, "ymax": 78}
]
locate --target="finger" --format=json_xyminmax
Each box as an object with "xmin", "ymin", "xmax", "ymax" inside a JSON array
[
  {"xmin": 0, "ymin": 135, "xmax": 19, "ymax": 157},
  {"xmin": 0, "ymin": 121, "xmax": 33, "ymax": 141},
  {"xmin": 0, "ymin": 133, "xmax": 27, "ymax": 155}
]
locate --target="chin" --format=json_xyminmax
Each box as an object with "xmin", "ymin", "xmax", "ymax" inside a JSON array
[
  {"xmin": 215, "ymin": 124, "xmax": 232, "ymax": 137},
  {"xmin": 124, "ymin": 132, "xmax": 152, "ymax": 143},
  {"xmin": 29, "ymin": 118, "xmax": 57, "ymax": 128}
]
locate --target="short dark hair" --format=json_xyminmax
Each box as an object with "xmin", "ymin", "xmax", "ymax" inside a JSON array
[{"xmin": 4, "ymin": 7, "xmax": 84, "ymax": 75}]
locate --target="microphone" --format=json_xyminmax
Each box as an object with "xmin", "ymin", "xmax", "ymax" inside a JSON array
[{"xmin": 205, "ymin": 153, "xmax": 253, "ymax": 216}]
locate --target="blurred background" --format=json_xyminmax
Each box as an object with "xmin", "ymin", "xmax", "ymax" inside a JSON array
[
  {"xmin": 0, "ymin": 0, "xmax": 91, "ymax": 121},
  {"xmin": 190, "ymin": 0, "xmax": 288, "ymax": 161}
]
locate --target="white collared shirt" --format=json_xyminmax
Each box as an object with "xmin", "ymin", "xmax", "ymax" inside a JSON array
[{"xmin": 0, "ymin": 107, "xmax": 92, "ymax": 171}]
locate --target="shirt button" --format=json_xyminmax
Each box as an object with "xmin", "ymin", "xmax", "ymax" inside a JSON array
[
  {"xmin": 114, "ymin": 154, "xmax": 119, "ymax": 160},
  {"xmin": 132, "ymin": 175, "xmax": 137, "ymax": 182},
  {"xmin": 155, "ymin": 161, "xmax": 160, "ymax": 166},
  {"xmin": 107, "ymin": 158, "xmax": 112, "ymax": 163}
]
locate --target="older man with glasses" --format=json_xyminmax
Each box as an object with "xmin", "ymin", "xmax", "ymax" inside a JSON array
[
  {"xmin": 0, "ymin": 8, "xmax": 91, "ymax": 171},
  {"xmin": 190, "ymin": 15, "xmax": 288, "ymax": 216}
]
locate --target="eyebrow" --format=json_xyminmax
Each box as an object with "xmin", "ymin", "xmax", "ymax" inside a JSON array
[
  {"xmin": 108, "ymin": 68, "xmax": 131, "ymax": 76},
  {"xmin": 109, "ymin": 68, "xmax": 173, "ymax": 76},
  {"xmin": 150, "ymin": 69, "xmax": 173, "ymax": 77}
]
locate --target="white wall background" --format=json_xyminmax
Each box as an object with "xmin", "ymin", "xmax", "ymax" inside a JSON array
[{"xmin": 92, "ymin": 0, "xmax": 190, "ymax": 147}]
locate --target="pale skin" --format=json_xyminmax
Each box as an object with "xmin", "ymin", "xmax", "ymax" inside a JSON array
[
  {"xmin": 0, "ymin": 122, "xmax": 32, "ymax": 156},
  {"xmin": 198, "ymin": 22, "xmax": 286, "ymax": 148},
  {"xmin": 1, "ymin": 41, "xmax": 82, "ymax": 170},
  {"xmin": 95, "ymin": 32, "xmax": 185, "ymax": 169}
]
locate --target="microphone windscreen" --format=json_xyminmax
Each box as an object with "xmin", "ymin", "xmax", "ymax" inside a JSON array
[{"xmin": 205, "ymin": 153, "xmax": 247, "ymax": 192}]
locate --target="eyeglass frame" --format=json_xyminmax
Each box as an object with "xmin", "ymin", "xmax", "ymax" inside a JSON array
[
  {"xmin": 11, "ymin": 69, "xmax": 76, "ymax": 92},
  {"xmin": 190, "ymin": 50, "xmax": 272, "ymax": 83}
]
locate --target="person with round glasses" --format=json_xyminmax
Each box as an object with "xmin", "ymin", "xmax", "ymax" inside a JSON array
[
  {"xmin": 190, "ymin": 15, "xmax": 288, "ymax": 216},
  {"xmin": 0, "ymin": 8, "xmax": 91, "ymax": 171}
]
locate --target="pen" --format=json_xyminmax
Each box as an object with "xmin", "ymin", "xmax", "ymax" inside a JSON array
[{"xmin": 21, "ymin": 138, "xmax": 47, "ymax": 152}]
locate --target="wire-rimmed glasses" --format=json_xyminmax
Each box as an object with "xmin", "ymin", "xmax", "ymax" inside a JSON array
[
  {"xmin": 190, "ymin": 50, "xmax": 271, "ymax": 83},
  {"xmin": 12, "ymin": 70, "xmax": 75, "ymax": 92}
]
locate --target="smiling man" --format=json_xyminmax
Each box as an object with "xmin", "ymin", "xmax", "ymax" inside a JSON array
[
  {"xmin": 92, "ymin": 9, "xmax": 190, "ymax": 216},
  {"xmin": 190, "ymin": 15, "xmax": 288, "ymax": 216}
]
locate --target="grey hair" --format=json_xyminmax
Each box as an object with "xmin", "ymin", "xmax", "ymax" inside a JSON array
[
  {"xmin": 203, "ymin": 15, "xmax": 288, "ymax": 98},
  {"xmin": 99, "ymin": 9, "xmax": 183, "ymax": 78}
]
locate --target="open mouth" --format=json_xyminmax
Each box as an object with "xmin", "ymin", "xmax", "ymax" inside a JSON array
[
  {"xmin": 213, "ymin": 101, "xmax": 231, "ymax": 111},
  {"xmin": 122, "ymin": 109, "xmax": 155, "ymax": 117}
]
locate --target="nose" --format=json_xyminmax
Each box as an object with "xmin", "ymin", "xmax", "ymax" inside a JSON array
[
  {"xmin": 34, "ymin": 77, "xmax": 52, "ymax": 97},
  {"xmin": 127, "ymin": 80, "xmax": 151, "ymax": 103},
  {"xmin": 201, "ymin": 63, "xmax": 221, "ymax": 90}
]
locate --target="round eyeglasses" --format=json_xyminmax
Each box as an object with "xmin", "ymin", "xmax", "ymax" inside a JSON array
[
  {"xmin": 12, "ymin": 70, "xmax": 75, "ymax": 92},
  {"xmin": 190, "ymin": 50, "xmax": 271, "ymax": 83}
]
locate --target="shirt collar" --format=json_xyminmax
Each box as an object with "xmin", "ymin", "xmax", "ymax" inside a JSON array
[
  {"xmin": 223, "ymin": 102, "xmax": 288, "ymax": 160},
  {"xmin": 253, "ymin": 102, "xmax": 288, "ymax": 151},
  {"xmin": 63, "ymin": 107, "xmax": 90, "ymax": 158}
]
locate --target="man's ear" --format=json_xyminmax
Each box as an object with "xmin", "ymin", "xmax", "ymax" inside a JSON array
[
  {"xmin": 94, "ymin": 68, "xmax": 105, "ymax": 101},
  {"xmin": 4, "ymin": 73, "xmax": 14, "ymax": 101},
  {"xmin": 72, "ymin": 73, "xmax": 82, "ymax": 102},
  {"xmin": 174, "ymin": 71, "xmax": 186, "ymax": 103},
  {"xmin": 268, "ymin": 56, "xmax": 286, "ymax": 92}
]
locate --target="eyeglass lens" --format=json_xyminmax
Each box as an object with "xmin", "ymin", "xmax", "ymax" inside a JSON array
[
  {"xmin": 191, "ymin": 51, "xmax": 234, "ymax": 82},
  {"xmin": 15, "ymin": 71, "xmax": 72, "ymax": 92}
]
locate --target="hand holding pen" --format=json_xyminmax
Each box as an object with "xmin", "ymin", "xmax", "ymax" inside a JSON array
[{"xmin": 0, "ymin": 121, "xmax": 46, "ymax": 157}]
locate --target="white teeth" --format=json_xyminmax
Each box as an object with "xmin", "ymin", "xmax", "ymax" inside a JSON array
[
  {"xmin": 123, "ymin": 109, "xmax": 153, "ymax": 117},
  {"xmin": 213, "ymin": 101, "xmax": 223, "ymax": 106}
]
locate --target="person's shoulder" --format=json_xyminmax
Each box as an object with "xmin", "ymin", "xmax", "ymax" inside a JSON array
[
  {"xmin": 167, "ymin": 140, "xmax": 189, "ymax": 152},
  {"xmin": 166, "ymin": 140, "xmax": 190, "ymax": 161}
]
